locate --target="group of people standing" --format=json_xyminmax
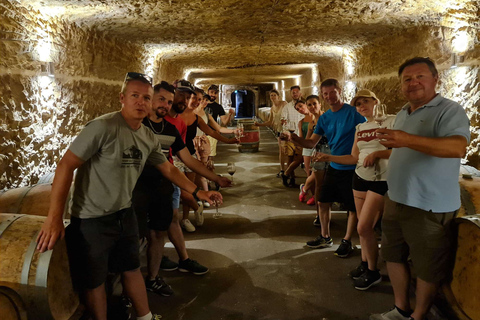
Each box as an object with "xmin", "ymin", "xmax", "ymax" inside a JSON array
[
  {"xmin": 33, "ymin": 56, "xmax": 470, "ymax": 320},
  {"xmin": 35, "ymin": 75, "xmax": 238, "ymax": 320},
  {"xmin": 260, "ymin": 57, "xmax": 470, "ymax": 320}
]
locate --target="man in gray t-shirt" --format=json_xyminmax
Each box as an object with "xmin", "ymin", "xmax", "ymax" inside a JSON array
[{"xmin": 36, "ymin": 73, "xmax": 222, "ymax": 320}]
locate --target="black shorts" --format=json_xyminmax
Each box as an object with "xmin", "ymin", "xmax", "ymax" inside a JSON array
[
  {"xmin": 66, "ymin": 208, "xmax": 140, "ymax": 290},
  {"xmin": 132, "ymin": 178, "xmax": 174, "ymax": 237},
  {"xmin": 319, "ymin": 167, "xmax": 356, "ymax": 212},
  {"xmin": 352, "ymin": 172, "xmax": 388, "ymax": 196}
]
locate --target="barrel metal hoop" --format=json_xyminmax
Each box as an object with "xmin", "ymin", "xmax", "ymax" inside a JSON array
[
  {"xmin": 7, "ymin": 186, "xmax": 33, "ymax": 213},
  {"xmin": 36, "ymin": 249, "xmax": 53, "ymax": 287},
  {"xmin": 0, "ymin": 214, "xmax": 25, "ymax": 237},
  {"xmin": 460, "ymin": 185, "xmax": 476, "ymax": 216},
  {"xmin": 21, "ymin": 230, "xmax": 41, "ymax": 285}
]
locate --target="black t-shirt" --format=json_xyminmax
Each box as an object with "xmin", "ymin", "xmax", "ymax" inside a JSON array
[
  {"xmin": 205, "ymin": 101, "xmax": 225, "ymax": 123},
  {"xmin": 138, "ymin": 117, "xmax": 186, "ymax": 185}
]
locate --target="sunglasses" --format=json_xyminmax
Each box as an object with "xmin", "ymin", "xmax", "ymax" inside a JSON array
[{"xmin": 124, "ymin": 72, "xmax": 153, "ymax": 85}]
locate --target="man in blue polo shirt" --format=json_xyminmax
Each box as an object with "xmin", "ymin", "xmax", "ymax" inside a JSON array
[
  {"xmin": 370, "ymin": 58, "xmax": 470, "ymax": 320},
  {"xmin": 288, "ymin": 78, "xmax": 365, "ymax": 257}
]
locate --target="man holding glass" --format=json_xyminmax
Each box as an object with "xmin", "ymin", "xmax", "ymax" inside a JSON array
[
  {"xmin": 286, "ymin": 79, "xmax": 365, "ymax": 257},
  {"xmin": 370, "ymin": 57, "xmax": 470, "ymax": 320},
  {"xmin": 36, "ymin": 72, "xmax": 221, "ymax": 320}
]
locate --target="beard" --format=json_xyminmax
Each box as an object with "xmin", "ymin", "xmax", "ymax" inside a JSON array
[
  {"xmin": 172, "ymin": 103, "xmax": 186, "ymax": 114},
  {"xmin": 155, "ymin": 107, "xmax": 167, "ymax": 118}
]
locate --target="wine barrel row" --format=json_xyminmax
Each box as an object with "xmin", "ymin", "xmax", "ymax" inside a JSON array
[
  {"xmin": 0, "ymin": 214, "xmax": 80, "ymax": 320},
  {"xmin": 0, "ymin": 183, "xmax": 72, "ymax": 219}
]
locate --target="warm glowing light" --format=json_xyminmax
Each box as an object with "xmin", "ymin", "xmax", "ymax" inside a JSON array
[
  {"xmin": 311, "ymin": 64, "xmax": 319, "ymax": 95},
  {"xmin": 343, "ymin": 49, "xmax": 355, "ymax": 76},
  {"xmin": 344, "ymin": 81, "xmax": 356, "ymax": 103},
  {"xmin": 184, "ymin": 69, "xmax": 192, "ymax": 81},
  {"xmin": 295, "ymin": 76, "xmax": 301, "ymax": 86},
  {"xmin": 144, "ymin": 46, "xmax": 165, "ymax": 77},
  {"xmin": 311, "ymin": 64, "xmax": 318, "ymax": 83},
  {"xmin": 452, "ymin": 31, "xmax": 470, "ymax": 53},
  {"xmin": 36, "ymin": 38, "xmax": 52, "ymax": 62},
  {"xmin": 273, "ymin": 82, "xmax": 278, "ymax": 90},
  {"xmin": 38, "ymin": 6, "xmax": 66, "ymax": 17},
  {"xmin": 281, "ymin": 80, "xmax": 285, "ymax": 100}
]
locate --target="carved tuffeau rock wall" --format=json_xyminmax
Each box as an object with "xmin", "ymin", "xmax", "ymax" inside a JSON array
[{"xmin": 0, "ymin": 2, "xmax": 147, "ymax": 189}]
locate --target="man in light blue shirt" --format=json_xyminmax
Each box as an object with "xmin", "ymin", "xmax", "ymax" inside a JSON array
[
  {"xmin": 371, "ymin": 57, "xmax": 470, "ymax": 320},
  {"xmin": 288, "ymin": 79, "xmax": 365, "ymax": 257}
]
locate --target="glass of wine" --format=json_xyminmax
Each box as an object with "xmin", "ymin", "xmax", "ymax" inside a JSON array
[
  {"xmin": 373, "ymin": 104, "xmax": 387, "ymax": 128},
  {"xmin": 213, "ymin": 200, "xmax": 222, "ymax": 219},
  {"xmin": 227, "ymin": 162, "xmax": 236, "ymax": 182}
]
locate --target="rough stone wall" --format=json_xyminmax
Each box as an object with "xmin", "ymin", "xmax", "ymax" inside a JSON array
[
  {"xmin": 352, "ymin": 26, "xmax": 480, "ymax": 167},
  {"xmin": 0, "ymin": 2, "xmax": 146, "ymax": 189}
]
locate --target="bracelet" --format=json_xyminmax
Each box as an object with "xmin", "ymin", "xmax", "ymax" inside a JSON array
[{"xmin": 192, "ymin": 187, "xmax": 201, "ymax": 201}]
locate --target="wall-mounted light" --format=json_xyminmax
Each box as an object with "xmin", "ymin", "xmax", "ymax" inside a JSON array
[
  {"xmin": 452, "ymin": 30, "xmax": 470, "ymax": 54},
  {"xmin": 35, "ymin": 38, "xmax": 52, "ymax": 62},
  {"xmin": 281, "ymin": 80, "xmax": 285, "ymax": 100},
  {"xmin": 344, "ymin": 81, "xmax": 356, "ymax": 103},
  {"xmin": 343, "ymin": 48, "xmax": 355, "ymax": 77}
]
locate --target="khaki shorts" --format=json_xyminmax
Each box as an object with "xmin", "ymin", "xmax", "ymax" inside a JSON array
[
  {"xmin": 381, "ymin": 194, "xmax": 456, "ymax": 283},
  {"xmin": 173, "ymin": 155, "xmax": 195, "ymax": 173},
  {"xmin": 207, "ymin": 136, "xmax": 218, "ymax": 157},
  {"xmin": 284, "ymin": 141, "xmax": 302, "ymax": 157}
]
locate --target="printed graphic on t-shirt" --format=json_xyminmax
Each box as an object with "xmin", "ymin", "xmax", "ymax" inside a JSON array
[
  {"xmin": 357, "ymin": 128, "xmax": 377, "ymax": 142},
  {"xmin": 122, "ymin": 145, "xmax": 142, "ymax": 167}
]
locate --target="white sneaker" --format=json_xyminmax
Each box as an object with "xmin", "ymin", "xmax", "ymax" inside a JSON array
[
  {"xmin": 194, "ymin": 202, "xmax": 204, "ymax": 226},
  {"xmin": 370, "ymin": 308, "xmax": 412, "ymax": 320},
  {"xmin": 203, "ymin": 201, "xmax": 210, "ymax": 208},
  {"xmin": 180, "ymin": 219, "xmax": 196, "ymax": 232}
]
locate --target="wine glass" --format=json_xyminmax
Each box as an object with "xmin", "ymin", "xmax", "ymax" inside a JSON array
[
  {"xmin": 213, "ymin": 200, "xmax": 222, "ymax": 219},
  {"xmin": 227, "ymin": 162, "xmax": 236, "ymax": 182},
  {"xmin": 287, "ymin": 120, "xmax": 296, "ymax": 134},
  {"xmin": 373, "ymin": 104, "xmax": 387, "ymax": 128}
]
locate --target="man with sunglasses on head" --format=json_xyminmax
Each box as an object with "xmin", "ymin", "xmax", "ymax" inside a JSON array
[
  {"xmin": 36, "ymin": 72, "xmax": 222, "ymax": 320},
  {"xmin": 133, "ymin": 80, "xmax": 231, "ymax": 296}
]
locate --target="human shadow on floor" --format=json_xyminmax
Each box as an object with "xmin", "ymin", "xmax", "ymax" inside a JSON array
[{"xmin": 142, "ymin": 248, "xmax": 393, "ymax": 320}]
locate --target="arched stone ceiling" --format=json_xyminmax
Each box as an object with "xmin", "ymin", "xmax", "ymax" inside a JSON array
[{"xmin": 21, "ymin": 0, "xmax": 480, "ymax": 85}]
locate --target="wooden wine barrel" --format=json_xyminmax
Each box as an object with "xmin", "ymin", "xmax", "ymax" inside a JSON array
[
  {"xmin": 37, "ymin": 172, "xmax": 56, "ymax": 185},
  {"xmin": 440, "ymin": 214, "xmax": 480, "ymax": 320},
  {"xmin": 238, "ymin": 119, "xmax": 259, "ymax": 153},
  {"xmin": 0, "ymin": 214, "xmax": 81, "ymax": 320},
  {"xmin": 458, "ymin": 176, "xmax": 480, "ymax": 217},
  {"xmin": 0, "ymin": 184, "xmax": 72, "ymax": 219},
  {"xmin": 0, "ymin": 285, "xmax": 28, "ymax": 320}
]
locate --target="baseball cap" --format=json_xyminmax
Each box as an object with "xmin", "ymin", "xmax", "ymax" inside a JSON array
[
  {"xmin": 174, "ymin": 79, "xmax": 196, "ymax": 95},
  {"xmin": 350, "ymin": 89, "xmax": 378, "ymax": 106}
]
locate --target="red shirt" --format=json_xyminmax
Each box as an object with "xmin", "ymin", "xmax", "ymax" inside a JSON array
[{"xmin": 165, "ymin": 114, "xmax": 187, "ymax": 142}]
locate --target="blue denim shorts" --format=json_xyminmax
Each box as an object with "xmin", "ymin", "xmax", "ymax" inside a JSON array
[{"xmin": 172, "ymin": 184, "xmax": 181, "ymax": 209}]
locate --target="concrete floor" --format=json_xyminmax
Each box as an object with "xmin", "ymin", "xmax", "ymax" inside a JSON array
[{"xmin": 145, "ymin": 127, "xmax": 395, "ymax": 320}]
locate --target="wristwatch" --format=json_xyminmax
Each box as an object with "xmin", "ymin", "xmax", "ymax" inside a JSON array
[{"xmin": 192, "ymin": 187, "xmax": 200, "ymax": 201}]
